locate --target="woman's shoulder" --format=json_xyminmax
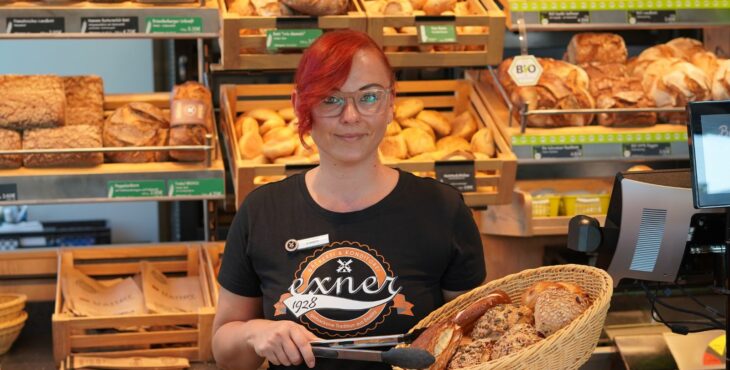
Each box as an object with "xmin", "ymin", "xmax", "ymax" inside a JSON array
[{"xmin": 399, "ymin": 170, "xmax": 465, "ymax": 204}]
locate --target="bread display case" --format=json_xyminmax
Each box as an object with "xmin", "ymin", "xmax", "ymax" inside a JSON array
[{"xmin": 219, "ymin": 77, "xmax": 517, "ymax": 209}]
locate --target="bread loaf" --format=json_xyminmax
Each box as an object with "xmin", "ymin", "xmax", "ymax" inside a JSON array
[
  {"xmin": 629, "ymin": 44, "xmax": 683, "ymax": 76},
  {"xmin": 690, "ymin": 51, "xmax": 720, "ymax": 79},
  {"xmin": 0, "ymin": 129, "xmax": 22, "ymax": 169},
  {"xmin": 23, "ymin": 125, "xmax": 103, "ymax": 167},
  {"xmin": 385, "ymin": 120, "xmax": 402, "ymax": 136},
  {"xmin": 451, "ymin": 290, "xmax": 511, "ymax": 335},
  {"xmin": 447, "ymin": 339, "xmax": 494, "ymax": 369},
  {"xmin": 0, "ymin": 75, "xmax": 65, "ymax": 130},
  {"xmin": 471, "ymin": 304, "xmax": 534, "ymax": 341},
  {"xmin": 645, "ymin": 60, "xmax": 711, "ymax": 123},
  {"xmin": 170, "ymin": 82, "xmax": 214, "ymax": 162},
  {"xmin": 422, "ymin": 0, "xmax": 456, "ymax": 15},
  {"xmin": 279, "ymin": 0, "xmax": 348, "ymax": 15},
  {"xmin": 490, "ymin": 323, "xmax": 542, "ymax": 360},
  {"xmin": 450, "ymin": 111, "xmax": 477, "ymax": 140},
  {"xmin": 436, "ymin": 136, "xmax": 470, "ymax": 153},
  {"xmin": 402, "ymin": 127, "xmax": 436, "ymax": 156},
  {"xmin": 410, "ymin": 321, "xmax": 463, "ymax": 370},
  {"xmin": 666, "ymin": 37, "xmax": 705, "ymax": 60},
  {"xmin": 379, "ymin": 133, "xmax": 408, "ymax": 159},
  {"xmin": 566, "ymin": 33, "xmax": 627, "ymax": 64},
  {"xmin": 103, "ymin": 102, "xmax": 170, "ymax": 163},
  {"xmin": 64, "ymin": 76, "xmax": 105, "ymax": 127},
  {"xmin": 470, "ymin": 128, "xmax": 495, "ymax": 157},
  {"xmin": 522, "ymin": 281, "xmax": 587, "ymax": 310},
  {"xmin": 533, "ymin": 288, "xmax": 590, "ymax": 337},
  {"xmin": 417, "ymin": 110, "xmax": 451, "ymax": 137},
  {"xmin": 399, "ymin": 118, "xmax": 435, "ymax": 139},
  {"xmin": 395, "ymin": 99, "xmax": 425, "ymax": 120},
  {"xmin": 595, "ymin": 77, "xmax": 656, "ymax": 127},
  {"xmin": 712, "ymin": 59, "xmax": 730, "ymax": 100}
]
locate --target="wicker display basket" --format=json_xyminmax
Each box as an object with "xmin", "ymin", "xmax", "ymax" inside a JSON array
[
  {"xmin": 398, "ymin": 264, "xmax": 613, "ymax": 370},
  {"xmin": 0, "ymin": 310, "xmax": 28, "ymax": 355},
  {"xmin": 0, "ymin": 294, "xmax": 26, "ymax": 322}
]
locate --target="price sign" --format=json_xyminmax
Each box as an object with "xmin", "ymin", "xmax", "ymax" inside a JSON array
[
  {"xmin": 508, "ymin": 55, "xmax": 543, "ymax": 87},
  {"xmin": 0, "ymin": 184, "xmax": 18, "ymax": 202},
  {"xmin": 623, "ymin": 143, "xmax": 671, "ymax": 157},
  {"xmin": 539, "ymin": 11, "xmax": 590, "ymax": 24},
  {"xmin": 168, "ymin": 178, "xmax": 224, "ymax": 197},
  {"xmin": 81, "ymin": 17, "xmax": 138, "ymax": 33},
  {"xmin": 628, "ymin": 10, "xmax": 677, "ymax": 24},
  {"xmin": 435, "ymin": 161, "xmax": 476, "ymax": 192},
  {"xmin": 265, "ymin": 29, "xmax": 322, "ymax": 51},
  {"xmin": 7, "ymin": 18, "xmax": 64, "ymax": 33},
  {"xmin": 145, "ymin": 17, "xmax": 202, "ymax": 34},
  {"xmin": 533, "ymin": 145, "xmax": 582, "ymax": 159},
  {"xmin": 107, "ymin": 180, "xmax": 165, "ymax": 198},
  {"xmin": 418, "ymin": 25, "xmax": 457, "ymax": 44}
]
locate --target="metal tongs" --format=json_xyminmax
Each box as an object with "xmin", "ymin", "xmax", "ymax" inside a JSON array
[{"xmin": 310, "ymin": 328, "xmax": 434, "ymax": 368}]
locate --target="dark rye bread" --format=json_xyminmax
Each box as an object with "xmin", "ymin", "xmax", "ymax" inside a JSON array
[
  {"xmin": 169, "ymin": 81, "xmax": 214, "ymax": 162},
  {"xmin": 0, "ymin": 75, "xmax": 65, "ymax": 130},
  {"xmin": 0, "ymin": 129, "xmax": 22, "ymax": 169},
  {"xmin": 23, "ymin": 125, "xmax": 103, "ymax": 167},
  {"xmin": 64, "ymin": 76, "xmax": 105, "ymax": 127},
  {"xmin": 103, "ymin": 102, "xmax": 170, "ymax": 163}
]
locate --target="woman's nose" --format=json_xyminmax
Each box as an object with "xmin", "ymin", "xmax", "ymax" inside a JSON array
[{"xmin": 340, "ymin": 97, "xmax": 360, "ymax": 122}]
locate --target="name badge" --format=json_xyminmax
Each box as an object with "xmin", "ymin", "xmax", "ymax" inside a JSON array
[{"xmin": 285, "ymin": 234, "xmax": 330, "ymax": 252}]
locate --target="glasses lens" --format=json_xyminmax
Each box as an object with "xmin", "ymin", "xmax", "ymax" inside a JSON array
[{"xmin": 313, "ymin": 88, "xmax": 389, "ymax": 118}]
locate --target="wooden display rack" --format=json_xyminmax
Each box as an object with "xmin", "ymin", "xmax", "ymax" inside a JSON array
[
  {"xmin": 480, "ymin": 178, "xmax": 611, "ymax": 237},
  {"xmin": 202, "ymin": 242, "xmax": 223, "ymax": 304},
  {"xmin": 471, "ymin": 70, "xmax": 690, "ymax": 161},
  {"xmin": 52, "ymin": 243, "xmax": 217, "ymax": 362},
  {"xmin": 220, "ymin": 78, "xmax": 517, "ymax": 209},
  {"xmin": 0, "ymin": 248, "xmax": 58, "ymax": 301},
  {"xmin": 364, "ymin": 0, "xmax": 505, "ymax": 68},
  {"xmin": 219, "ymin": 0, "xmax": 366, "ymax": 70}
]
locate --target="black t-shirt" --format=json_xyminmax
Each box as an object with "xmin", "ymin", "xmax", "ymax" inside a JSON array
[{"xmin": 219, "ymin": 170, "xmax": 486, "ymax": 370}]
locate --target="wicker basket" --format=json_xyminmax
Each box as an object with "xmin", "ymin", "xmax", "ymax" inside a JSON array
[
  {"xmin": 398, "ymin": 264, "xmax": 613, "ymax": 370},
  {"xmin": 0, "ymin": 294, "xmax": 26, "ymax": 322},
  {"xmin": 0, "ymin": 310, "xmax": 28, "ymax": 355}
]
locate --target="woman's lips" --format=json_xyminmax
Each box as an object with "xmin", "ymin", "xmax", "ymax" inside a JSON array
[{"xmin": 335, "ymin": 133, "xmax": 367, "ymax": 142}]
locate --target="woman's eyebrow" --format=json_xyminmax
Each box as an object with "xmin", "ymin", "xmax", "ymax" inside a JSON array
[{"xmin": 330, "ymin": 83, "xmax": 386, "ymax": 93}]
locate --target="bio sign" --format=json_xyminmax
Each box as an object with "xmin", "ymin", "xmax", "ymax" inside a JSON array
[{"xmin": 508, "ymin": 55, "xmax": 543, "ymax": 87}]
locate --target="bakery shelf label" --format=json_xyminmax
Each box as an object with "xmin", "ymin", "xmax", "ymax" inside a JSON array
[
  {"xmin": 168, "ymin": 178, "xmax": 224, "ymax": 197},
  {"xmin": 623, "ymin": 143, "xmax": 671, "ymax": 157},
  {"xmin": 266, "ymin": 29, "xmax": 322, "ymax": 51},
  {"xmin": 418, "ymin": 25, "xmax": 457, "ymax": 44},
  {"xmin": 145, "ymin": 17, "xmax": 202, "ymax": 34},
  {"xmin": 0, "ymin": 184, "xmax": 17, "ymax": 202},
  {"xmin": 509, "ymin": 0, "xmax": 730, "ymax": 11},
  {"xmin": 107, "ymin": 180, "xmax": 165, "ymax": 198},
  {"xmin": 7, "ymin": 18, "xmax": 64, "ymax": 33},
  {"xmin": 628, "ymin": 10, "xmax": 677, "ymax": 23},
  {"xmin": 81, "ymin": 17, "xmax": 138, "ymax": 34},
  {"xmin": 512, "ymin": 131, "xmax": 688, "ymax": 145},
  {"xmin": 508, "ymin": 55, "xmax": 543, "ymax": 87},
  {"xmin": 533, "ymin": 145, "xmax": 583, "ymax": 159},
  {"xmin": 539, "ymin": 11, "xmax": 590, "ymax": 24},
  {"xmin": 435, "ymin": 161, "xmax": 476, "ymax": 192}
]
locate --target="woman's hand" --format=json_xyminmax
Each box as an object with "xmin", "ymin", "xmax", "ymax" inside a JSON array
[{"xmin": 248, "ymin": 320, "xmax": 320, "ymax": 368}]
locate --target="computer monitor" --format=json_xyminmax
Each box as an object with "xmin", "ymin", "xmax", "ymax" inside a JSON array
[{"xmin": 688, "ymin": 100, "xmax": 730, "ymax": 209}]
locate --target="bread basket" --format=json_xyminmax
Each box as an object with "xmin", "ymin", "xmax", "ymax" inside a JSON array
[
  {"xmin": 0, "ymin": 294, "xmax": 26, "ymax": 322},
  {"xmin": 396, "ymin": 264, "xmax": 613, "ymax": 370},
  {"xmin": 0, "ymin": 310, "xmax": 27, "ymax": 355}
]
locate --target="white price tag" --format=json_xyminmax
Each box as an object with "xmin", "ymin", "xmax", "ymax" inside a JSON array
[{"xmin": 508, "ymin": 55, "xmax": 543, "ymax": 87}]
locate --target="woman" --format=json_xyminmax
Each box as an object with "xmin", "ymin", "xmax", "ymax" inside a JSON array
[{"xmin": 213, "ymin": 30, "xmax": 486, "ymax": 370}]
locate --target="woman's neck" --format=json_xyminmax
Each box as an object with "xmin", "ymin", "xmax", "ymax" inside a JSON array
[{"xmin": 305, "ymin": 156, "xmax": 398, "ymax": 213}]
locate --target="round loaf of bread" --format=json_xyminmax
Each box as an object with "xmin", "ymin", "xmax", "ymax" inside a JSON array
[
  {"xmin": 490, "ymin": 323, "xmax": 542, "ymax": 360},
  {"xmin": 534, "ymin": 288, "xmax": 591, "ymax": 337},
  {"xmin": 472, "ymin": 303, "xmax": 534, "ymax": 341},
  {"xmin": 103, "ymin": 102, "xmax": 170, "ymax": 163},
  {"xmin": 447, "ymin": 339, "xmax": 494, "ymax": 369},
  {"xmin": 711, "ymin": 59, "xmax": 730, "ymax": 100},
  {"xmin": 566, "ymin": 32, "xmax": 627, "ymax": 65}
]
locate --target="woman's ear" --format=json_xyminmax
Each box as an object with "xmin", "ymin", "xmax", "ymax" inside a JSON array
[{"xmin": 291, "ymin": 90, "xmax": 298, "ymax": 111}]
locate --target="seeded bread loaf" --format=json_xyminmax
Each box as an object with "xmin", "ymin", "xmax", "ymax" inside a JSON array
[
  {"xmin": 23, "ymin": 125, "xmax": 103, "ymax": 167},
  {"xmin": 0, "ymin": 129, "xmax": 22, "ymax": 169},
  {"xmin": 103, "ymin": 102, "xmax": 170, "ymax": 163},
  {"xmin": 64, "ymin": 75, "xmax": 105, "ymax": 127},
  {"xmin": 0, "ymin": 75, "xmax": 66, "ymax": 130}
]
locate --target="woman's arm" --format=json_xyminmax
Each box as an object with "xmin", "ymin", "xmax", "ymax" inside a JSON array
[{"xmin": 212, "ymin": 287, "xmax": 319, "ymax": 370}]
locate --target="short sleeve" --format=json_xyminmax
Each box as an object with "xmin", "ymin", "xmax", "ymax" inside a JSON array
[
  {"xmin": 218, "ymin": 201, "xmax": 263, "ymax": 297},
  {"xmin": 440, "ymin": 200, "xmax": 486, "ymax": 291}
]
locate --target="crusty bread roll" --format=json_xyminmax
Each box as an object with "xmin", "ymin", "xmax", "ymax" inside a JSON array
[
  {"xmin": 472, "ymin": 303, "xmax": 534, "ymax": 341},
  {"xmin": 471, "ymin": 128, "xmax": 495, "ymax": 157},
  {"xmin": 645, "ymin": 59, "xmax": 711, "ymax": 123},
  {"xmin": 450, "ymin": 111, "xmax": 477, "ymax": 140},
  {"xmin": 399, "ymin": 118, "xmax": 435, "ymax": 139},
  {"xmin": 279, "ymin": 0, "xmax": 348, "ymax": 15},
  {"xmin": 629, "ymin": 44, "xmax": 684, "ymax": 76},
  {"xmin": 379, "ymin": 133, "xmax": 408, "ymax": 160},
  {"xmin": 402, "ymin": 127, "xmax": 436, "ymax": 156},
  {"xmin": 23, "ymin": 125, "xmax": 103, "ymax": 167},
  {"xmin": 436, "ymin": 136, "xmax": 470, "ymax": 153},
  {"xmin": 277, "ymin": 107, "xmax": 296, "ymax": 122},
  {"xmin": 382, "ymin": 0, "xmax": 413, "ymax": 14},
  {"xmin": 235, "ymin": 115, "xmax": 259, "ymax": 139},
  {"xmin": 666, "ymin": 37, "xmax": 705, "ymax": 60},
  {"xmin": 263, "ymin": 126, "xmax": 295, "ymax": 143},
  {"xmin": 409, "ymin": 0, "xmax": 426, "ymax": 9},
  {"xmin": 417, "ymin": 110, "xmax": 451, "ymax": 137},
  {"xmin": 170, "ymin": 81, "xmax": 214, "ymax": 162},
  {"xmin": 691, "ymin": 51, "xmax": 720, "ymax": 79},
  {"xmin": 522, "ymin": 281, "xmax": 588, "ymax": 310},
  {"xmin": 0, "ymin": 128, "xmax": 22, "ymax": 169},
  {"xmin": 422, "ymin": 0, "xmax": 455, "ymax": 15},
  {"xmin": 385, "ymin": 120, "xmax": 402, "ymax": 136},
  {"xmin": 533, "ymin": 288, "xmax": 591, "ymax": 337},
  {"xmin": 410, "ymin": 321, "xmax": 463, "ymax": 370},
  {"xmin": 103, "ymin": 102, "xmax": 170, "ymax": 163},
  {"xmin": 448, "ymin": 339, "xmax": 494, "ymax": 369},
  {"xmin": 582, "ymin": 62, "xmax": 629, "ymax": 97},
  {"xmin": 451, "ymin": 290, "xmax": 511, "ymax": 336},
  {"xmin": 566, "ymin": 33, "xmax": 627, "ymax": 65},
  {"xmin": 395, "ymin": 98, "xmax": 425, "ymax": 120},
  {"xmin": 712, "ymin": 59, "xmax": 730, "ymax": 100},
  {"xmin": 490, "ymin": 323, "xmax": 542, "ymax": 360},
  {"xmin": 247, "ymin": 108, "xmax": 281, "ymax": 123},
  {"xmin": 262, "ymin": 136, "xmax": 297, "ymax": 160},
  {"xmin": 260, "ymin": 117, "xmax": 286, "ymax": 135},
  {"xmin": 541, "ymin": 58, "xmax": 590, "ymax": 90},
  {"xmin": 239, "ymin": 129, "xmax": 263, "ymax": 159},
  {"xmin": 228, "ymin": 0, "xmax": 254, "ymax": 15}
]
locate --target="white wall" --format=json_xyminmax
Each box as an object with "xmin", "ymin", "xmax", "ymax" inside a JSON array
[{"xmin": 1, "ymin": 39, "xmax": 161, "ymax": 243}]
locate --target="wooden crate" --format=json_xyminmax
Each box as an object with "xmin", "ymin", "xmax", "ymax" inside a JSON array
[
  {"xmin": 220, "ymin": 78, "xmax": 517, "ymax": 209},
  {"xmin": 52, "ymin": 243, "xmax": 217, "ymax": 363},
  {"xmin": 219, "ymin": 0, "xmax": 366, "ymax": 70},
  {"xmin": 364, "ymin": 0, "xmax": 505, "ymax": 67},
  {"xmin": 480, "ymin": 179, "xmax": 611, "ymax": 237},
  {"xmin": 0, "ymin": 248, "xmax": 58, "ymax": 302},
  {"xmin": 201, "ymin": 242, "xmax": 224, "ymax": 305}
]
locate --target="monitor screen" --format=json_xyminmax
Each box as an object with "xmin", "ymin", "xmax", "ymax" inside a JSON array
[{"xmin": 688, "ymin": 101, "xmax": 730, "ymax": 209}]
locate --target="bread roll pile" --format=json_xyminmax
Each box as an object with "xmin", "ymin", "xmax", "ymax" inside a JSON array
[
  {"xmin": 362, "ymin": 0, "xmax": 486, "ymax": 52},
  {"xmin": 234, "ymin": 107, "xmax": 318, "ymax": 165},
  {"xmin": 407, "ymin": 281, "xmax": 591, "ymax": 370},
  {"xmin": 497, "ymin": 33, "xmax": 729, "ymax": 127},
  {"xmin": 227, "ymin": 0, "xmax": 348, "ymax": 16}
]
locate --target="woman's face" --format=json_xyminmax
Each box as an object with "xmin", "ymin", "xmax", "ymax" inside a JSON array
[{"xmin": 309, "ymin": 48, "xmax": 393, "ymax": 166}]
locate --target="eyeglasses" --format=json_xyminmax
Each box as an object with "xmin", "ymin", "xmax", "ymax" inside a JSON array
[{"xmin": 312, "ymin": 87, "xmax": 392, "ymax": 118}]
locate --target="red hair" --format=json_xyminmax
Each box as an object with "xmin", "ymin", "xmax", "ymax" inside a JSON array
[{"xmin": 294, "ymin": 30, "xmax": 394, "ymax": 138}]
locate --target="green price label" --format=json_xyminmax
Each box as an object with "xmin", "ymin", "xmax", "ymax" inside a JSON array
[
  {"xmin": 512, "ymin": 131, "xmax": 688, "ymax": 146},
  {"xmin": 418, "ymin": 25, "xmax": 457, "ymax": 44},
  {"xmin": 509, "ymin": 0, "xmax": 730, "ymax": 11},
  {"xmin": 266, "ymin": 29, "xmax": 322, "ymax": 51},
  {"xmin": 107, "ymin": 180, "xmax": 166, "ymax": 198},
  {"xmin": 168, "ymin": 178, "xmax": 224, "ymax": 197},
  {"xmin": 145, "ymin": 17, "xmax": 202, "ymax": 34}
]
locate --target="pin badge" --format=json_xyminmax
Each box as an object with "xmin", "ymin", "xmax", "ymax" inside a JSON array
[
  {"xmin": 285, "ymin": 234, "xmax": 330, "ymax": 252},
  {"xmin": 285, "ymin": 239, "xmax": 298, "ymax": 252}
]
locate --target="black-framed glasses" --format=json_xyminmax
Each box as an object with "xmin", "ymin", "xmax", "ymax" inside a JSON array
[{"xmin": 312, "ymin": 87, "xmax": 392, "ymax": 118}]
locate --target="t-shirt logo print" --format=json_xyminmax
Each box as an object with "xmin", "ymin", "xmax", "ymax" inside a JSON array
[{"xmin": 273, "ymin": 241, "xmax": 414, "ymax": 337}]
